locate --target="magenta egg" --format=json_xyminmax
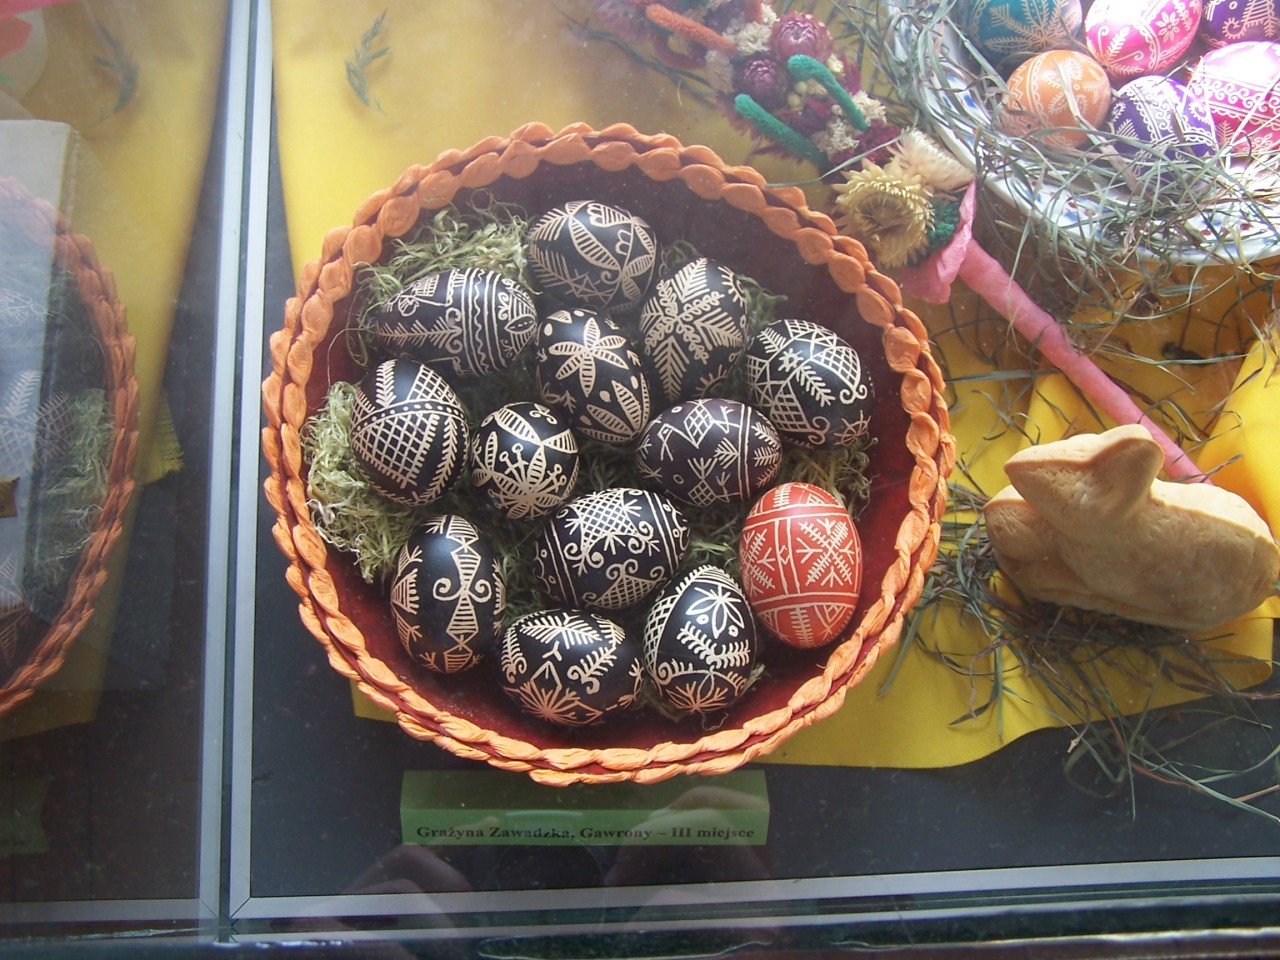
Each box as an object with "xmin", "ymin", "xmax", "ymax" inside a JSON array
[
  {"xmin": 1188, "ymin": 40, "xmax": 1280, "ymax": 154},
  {"xmin": 1085, "ymin": 0, "xmax": 1203, "ymax": 80}
]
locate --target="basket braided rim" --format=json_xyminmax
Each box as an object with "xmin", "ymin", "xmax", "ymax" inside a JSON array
[
  {"xmin": 0, "ymin": 178, "xmax": 140, "ymax": 717},
  {"xmin": 261, "ymin": 121, "xmax": 955, "ymax": 785}
]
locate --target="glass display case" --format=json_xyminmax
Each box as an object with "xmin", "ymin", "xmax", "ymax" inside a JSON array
[{"xmin": 0, "ymin": 0, "xmax": 1278, "ymax": 955}]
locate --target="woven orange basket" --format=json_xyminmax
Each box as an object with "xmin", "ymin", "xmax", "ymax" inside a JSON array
[
  {"xmin": 0, "ymin": 177, "xmax": 139, "ymax": 718},
  {"xmin": 262, "ymin": 122, "xmax": 953, "ymax": 785}
]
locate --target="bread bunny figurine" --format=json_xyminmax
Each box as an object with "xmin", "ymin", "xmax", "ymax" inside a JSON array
[{"xmin": 984, "ymin": 424, "xmax": 1280, "ymax": 633}]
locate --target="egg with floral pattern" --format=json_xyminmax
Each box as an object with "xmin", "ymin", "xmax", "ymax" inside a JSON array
[
  {"xmin": 534, "ymin": 308, "xmax": 651, "ymax": 444},
  {"xmin": 390, "ymin": 515, "xmax": 504, "ymax": 673},
  {"xmin": 1106, "ymin": 76, "xmax": 1218, "ymax": 192},
  {"xmin": 643, "ymin": 565, "xmax": 759, "ymax": 717},
  {"xmin": 373, "ymin": 268, "xmax": 537, "ymax": 379},
  {"xmin": 738, "ymin": 482, "xmax": 864, "ymax": 649},
  {"xmin": 1000, "ymin": 49, "xmax": 1113, "ymax": 149},
  {"xmin": 526, "ymin": 200, "xmax": 659, "ymax": 313},
  {"xmin": 1085, "ymin": 0, "xmax": 1202, "ymax": 81},
  {"xmin": 962, "ymin": 0, "xmax": 1084, "ymax": 71},
  {"xmin": 532, "ymin": 487, "xmax": 689, "ymax": 612},
  {"xmin": 497, "ymin": 608, "xmax": 643, "ymax": 726},
  {"xmin": 745, "ymin": 318, "xmax": 873, "ymax": 450},
  {"xmin": 470, "ymin": 402, "xmax": 579, "ymax": 520},
  {"xmin": 348, "ymin": 358, "xmax": 470, "ymax": 507}
]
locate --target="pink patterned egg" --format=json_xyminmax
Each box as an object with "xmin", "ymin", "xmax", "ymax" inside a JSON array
[
  {"xmin": 1199, "ymin": 0, "xmax": 1280, "ymax": 48},
  {"xmin": 737, "ymin": 482, "xmax": 863, "ymax": 649},
  {"xmin": 1187, "ymin": 40, "xmax": 1280, "ymax": 153},
  {"xmin": 1085, "ymin": 0, "xmax": 1203, "ymax": 80},
  {"xmin": 1001, "ymin": 50, "xmax": 1113, "ymax": 148}
]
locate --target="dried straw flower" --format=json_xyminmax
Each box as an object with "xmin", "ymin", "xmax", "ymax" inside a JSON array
[
  {"xmin": 833, "ymin": 163, "xmax": 935, "ymax": 268},
  {"xmin": 889, "ymin": 128, "xmax": 974, "ymax": 194}
]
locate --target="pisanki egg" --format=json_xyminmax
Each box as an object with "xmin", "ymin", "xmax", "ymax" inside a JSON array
[
  {"xmin": 1085, "ymin": 0, "xmax": 1202, "ymax": 80},
  {"xmin": 348, "ymin": 358, "xmax": 470, "ymax": 507},
  {"xmin": 1106, "ymin": 75, "xmax": 1218, "ymax": 174},
  {"xmin": 1000, "ymin": 49, "xmax": 1113, "ymax": 149},
  {"xmin": 1187, "ymin": 40, "xmax": 1280, "ymax": 153},
  {"xmin": 642, "ymin": 565, "xmax": 759, "ymax": 717},
  {"xmin": 745, "ymin": 318, "xmax": 873, "ymax": 450},
  {"xmin": 496, "ymin": 608, "xmax": 643, "ymax": 726},
  {"xmin": 1200, "ymin": 0, "xmax": 1280, "ymax": 48},
  {"xmin": 962, "ymin": 0, "xmax": 1083, "ymax": 71},
  {"xmin": 389, "ymin": 514, "xmax": 505, "ymax": 673},
  {"xmin": 635, "ymin": 398, "xmax": 782, "ymax": 506},
  {"xmin": 638, "ymin": 257, "xmax": 749, "ymax": 406},
  {"xmin": 738, "ymin": 482, "xmax": 864, "ymax": 649},
  {"xmin": 534, "ymin": 308, "xmax": 651, "ymax": 444},
  {"xmin": 470, "ymin": 401, "xmax": 580, "ymax": 520},
  {"xmin": 526, "ymin": 200, "xmax": 659, "ymax": 314},
  {"xmin": 373, "ymin": 268, "xmax": 537, "ymax": 379},
  {"xmin": 532, "ymin": 487, "xmax": 689, "ymax": 611}
]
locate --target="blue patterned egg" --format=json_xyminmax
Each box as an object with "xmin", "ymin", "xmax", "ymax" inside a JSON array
[
  {"xmin": 470, "ymin": 401, "xmax": 580, "ymax": 520},
  {"xmin": 962, "ymin": 0, "xmax": 1084, "ymax": 71},
  {"xmin": 390, "ymin": 515, "xmax": 505, "ymax": 673},
  {"xmin": 532, "ymin": 487, "xmax": 689, "ymax": 611},
  {"xmin": 526, "ymin": 200, "xmax": 659, "ymax": 313},
  {"xmin": 534, "ymin": 308, "xmax": 651, "ymax": 444},
  {"xmin": 497, "ymin": 608, "xmax": 643, "ymax": 726},
  {"xmin": 374, "ymin": 268, "xmax": 537, "ymax": 379},
  {"xmin": 642, "ymin": 565, "xmax": 759, "ymax": 717},
  {"xmin": 745, "ymin": 319, "xmax": 873, "ymax": 450},
  {"xmin": 635, "ymin": 398, "xmax": 782, "ymax": 506},
  {"xmin": 639, "ymin": 258, "xmax": 749, "ymax": 406},
  {"xmin": 349, "ymin": 358, "xmax": 471, "ymax": 506}
]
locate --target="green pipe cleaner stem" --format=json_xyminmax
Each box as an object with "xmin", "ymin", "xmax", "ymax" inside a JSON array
[
  {"xmin": 733, "ymin": 93, "xmax": 829, "ymax": 168},
  {"xmin": 786, "ymin": 54, "xmax": 867, "ymax": 132}
]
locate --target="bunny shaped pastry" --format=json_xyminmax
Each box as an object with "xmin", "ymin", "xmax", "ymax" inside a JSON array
[{"xmin": 984, "ymin": 424, "xmax": 1280, "ymax": 633}]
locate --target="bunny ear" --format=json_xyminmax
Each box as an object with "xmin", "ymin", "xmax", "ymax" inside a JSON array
[{"xmin": 1003, "ymin": 425, "xmax": 1162, "ymax": 530}]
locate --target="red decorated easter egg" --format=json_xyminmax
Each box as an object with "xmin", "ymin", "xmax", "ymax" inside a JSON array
[
  {"xmin": 1084, "ymin": 0, "xmax": 1202, "ymax": 81},
  {"xmin": 1187, "ymin": 40, "xmax": 1280, "ymax": 154},
  {"xmin": 1001, "ymin": 49, "xmax": 1113, "ymax": 149},
  {"xmin": 737, "ymin": 482, "xmax": 863, "ymax": 649}
]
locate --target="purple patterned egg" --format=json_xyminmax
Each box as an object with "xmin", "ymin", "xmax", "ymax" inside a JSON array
[
  {"xmin": 349, "ymin": 358, "xmax": 471, "ymax": 507},
  {"xmin": 745, "ymin": 318, "xmax": 873, "ymax": 450},
  {"xmin": 1188, "ymin": 40, "xmax": 1280, "ymax": 153},
  {"xmin": 635, "ymin": 398, "xmax": 782, "ymax": 506},
  {"xmin": 534, "ymin": 308, "xmax": 651, "ymax": 444},
  {"xmin": 1200, "ymin": 0, "xmax": 1280, "ymax": 48},
  {"xmin": 1085, "ymin": 0, "xmax": 1202, "ymax": 80},
  {"xmin": 470, "ymin": 401, "xmax": 580, "ymax": 520},
  {"xmin": 532, "ymin": 487, "xmax": 689, "ymax": 611},
  {"xmin": 638, "ymin": 258, "xmax": 749, "ymax": 406},
  {"xmin": 1106, "ymin": 75, "xmax": 1218, "ymax": 169},
  {"xmin": 373, "ymin": 268, "xmax": 537, "ymax": 379},
  {"xmin": 497, "ymin": 608, "xmax": 643, "ymax": 726},
  {"xmin": 526, "ymin": 200, "xmax": 659, "ymax": 313},
  {"xmin": 642, "ymin": 565, "xmax": 759, "ymax": 717},
  {"xmin": 390, "ymin": 515, "xmax": 505, "ymax": 673}
]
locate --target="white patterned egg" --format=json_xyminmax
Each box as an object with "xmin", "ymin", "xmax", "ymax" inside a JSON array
[
  {"xmin": 497, "ymin": 608, "xmax": 643, "ymax": 726},
  {"xmin": 532, "ymin": 487, "xmax": 689, "ymax": 611},
  {"xmin": 470, "ymin": 401, "xmax": 580, "ymax": 520},
  {"xmin": 390, "ymin": 514, "xmax": 505, "ymax": 673},
  {"xmin": 374, "ymin": 268, "xmax": 537, "ymax": 379},
  {"xmin": 349, "ymin": 358, "xmax": 471, "ymax": 507},
  {"xmin": 639, "ymin": 257, "xmax": 749, "ymax": 406},
  {"xmin": 534, "ymin": 308, "xmax": 652, "ymax": 444},
  {"xmin": 642, "ymin": 565, "xmax": 759, "ymax": 717},
  {"xmin": 526, "ymin": 200, "xmax": 659, "ymax": 314}
]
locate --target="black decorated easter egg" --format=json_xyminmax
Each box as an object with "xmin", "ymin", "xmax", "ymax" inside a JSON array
[
  {"xmin": 526, "ymin": 200, "xmax": 659, "ymax": 313},
  {"xmin": 390, "ymin": 514, "xmax": 505, "ymax": 673},
  {"xmin": 532, "ymin": 487, "xmax": 689, "ymax": 611},
  {"xmin": 642, "ymin": 565, "xmax": 759, "ymax": 716},
  {"xmin": 635, "ymin": 397, "xmax": 782, "ymax": 506},
  {"xmin": 470, "ymin": 401, "xmax": 580, "ymax": 520},
  {"xmin": 496, "ymin": 608, "xmax": 643, "ymax": 726},
  {"xmin": 373, "ymin": 268, "xmax": 537, "ymax": 379},
  {"xmin": 745, "ymin": 318, "xmax": 873, "ymax": 450},
  {"xmin": 534, "ymin": 308, "xmax": 651, "ymax": 444},
  {"xmin": 349, "ymin": 357, "xmax": 471, "ymax": 506},
  {"xmin": 639, "ymin": 257, "xmax": 749, "ymax": 406}
]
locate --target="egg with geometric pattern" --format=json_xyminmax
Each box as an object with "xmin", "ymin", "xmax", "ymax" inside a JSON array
[
  {"xmin": 348, "ymin": 358, "xmax": 471, "ymax": 507},
  {"xmin": 470, "ymin": 401, "xmax": 580, "ymax": 520},
  {"xmin": 642, "ymin": 565, "xmax": 759, "ymax": 717},
  {"xmin": 496, "ymin": 608, "xmax": 643, "ymax": 726},
  {"xmin": 390, "ymin": 515, "xmax": 505, "ymax": 673},
  {"xmin": 745, "ymin": 318, "xmax": 873, "ymax": 450}
]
